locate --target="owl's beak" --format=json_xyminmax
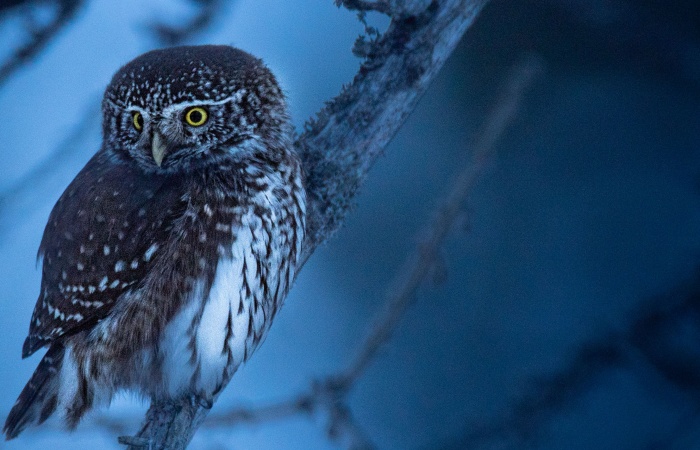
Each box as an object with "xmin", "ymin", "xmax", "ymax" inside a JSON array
[{"xmin": 152, "ymin": 132, "xmax": 166, "ymax": 167}]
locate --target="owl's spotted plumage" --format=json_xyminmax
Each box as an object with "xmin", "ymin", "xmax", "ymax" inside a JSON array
[{"xmin": 4, "ymin": 45, "xmax": 305, "ymax": 439}]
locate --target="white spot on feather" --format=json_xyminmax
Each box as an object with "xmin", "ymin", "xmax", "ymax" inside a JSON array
[
  {"xmin": 67, "ymin": 312, "xmax": 84, "ymax": 321},
  {"xmin": 98, "ymin": 276, "xmax": 108, "ymax": 291},
  {"xmin": 215, "ymin": 223, "xmax": 230, "ymax": 233},
  {"xmin": 144, "ymin": 243, "xmax": 159, "ymax": 262}
]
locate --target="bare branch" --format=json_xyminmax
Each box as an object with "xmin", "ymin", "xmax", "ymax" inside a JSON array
[
  {"xmin": 325, "ymin": 402, "xmax": 375, "ymax": 450},
  {"xmin": 298, "ymin": 0, "xmax": 488, "ymax": 262},
  {"xmin": 204, "ymin": 395, "xmax": 313, "ymax": 427},
  {"xmin": 0, "ymin": 0, "xmax": 33, "ymax": 14},
  {"xmin": 205, "ymin": 381, "xmax": 376, "ymax": 448}
]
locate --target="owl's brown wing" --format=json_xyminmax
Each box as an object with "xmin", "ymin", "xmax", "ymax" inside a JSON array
[{"xmin": 22, "ymin": 150, "xmax": 186, "ymax": 358}]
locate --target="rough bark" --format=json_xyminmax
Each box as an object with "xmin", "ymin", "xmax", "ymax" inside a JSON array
[{"xmin": 126, "ymin": 0, "xmax": 489, "ymax": 448}]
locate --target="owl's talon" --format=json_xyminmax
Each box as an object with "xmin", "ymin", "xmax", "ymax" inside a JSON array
[
  {"xmin": 198, "ymin": 396, "xmax": 213, "ymax": 409},
  {"xmin": 188, "ymin": 393, "xmax": 213, "ymax": 409}
]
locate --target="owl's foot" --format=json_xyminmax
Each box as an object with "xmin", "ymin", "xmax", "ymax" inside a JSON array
[
  {"xmin": 199, "ymin": 396, "xmax": 213, "ymax": 409},
  {"xmin": 189, "ymin": 393, "xmax": 213, "ymax": 409}
]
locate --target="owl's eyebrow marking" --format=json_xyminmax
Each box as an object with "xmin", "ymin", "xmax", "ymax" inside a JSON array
[
  {"xmin": 104, "ymin": 91, "xmax": 243, "ymax": 114},
  {"xmin": 160, "ymin": 94, "xmax": 242, "ymax": 116}
]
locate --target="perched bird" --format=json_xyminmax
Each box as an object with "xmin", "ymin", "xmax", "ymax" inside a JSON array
[{"xmin": 4, "ymin": 45, "xmax": 306, "ymax": 439}]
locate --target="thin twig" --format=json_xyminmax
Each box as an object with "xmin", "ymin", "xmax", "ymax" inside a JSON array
[
  {"xmin": 0, "ymin": 0, "xmax": 84, "ymax": 88},
  {"xmin": 203, "ymin": 395, "xmax": 313, "ymax": 427}
]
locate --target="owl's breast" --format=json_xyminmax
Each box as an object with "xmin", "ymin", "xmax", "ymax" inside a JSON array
[{"xmin": 157, "ymin": 176, "xmax": 304, "ymax": 399}]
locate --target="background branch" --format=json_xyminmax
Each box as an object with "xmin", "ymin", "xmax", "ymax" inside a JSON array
[
  {"xmin": 452, "ymin": 268, "xmax": 700, "ymax": 448},
  {"xmin": 0, "ymin": 0, "xmax": 84, "ymax": 88},
  {"xmin": 337, "ymin": 54, "xmax": 543, "ymax": 387},
  {"xmin": 147, "ymin": 0, "xmax": 227, "ymax": 46}
]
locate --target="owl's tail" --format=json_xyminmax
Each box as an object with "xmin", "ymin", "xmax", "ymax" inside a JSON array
[{"xmin": 3, "ymin": 343, "xmax": 64, "ymax": 440}]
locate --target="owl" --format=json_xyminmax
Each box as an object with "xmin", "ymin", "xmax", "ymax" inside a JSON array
[{"xmin": 3, "ymin": 45, "xmax": 306, "ymax": 439}]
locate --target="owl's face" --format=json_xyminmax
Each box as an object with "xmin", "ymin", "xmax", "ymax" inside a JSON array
[{"xmin": 102, "ymin": 45, "xmax": 288, "ymax": 174}]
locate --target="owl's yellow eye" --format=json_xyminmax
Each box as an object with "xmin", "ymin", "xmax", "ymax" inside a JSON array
[
  {"xmin": 132, "ymin": 111, "xmax": 144, "ymax": 131},
  {"xmin": 184, "ymin": 107, "xmax": 208, "ymax": 127}
]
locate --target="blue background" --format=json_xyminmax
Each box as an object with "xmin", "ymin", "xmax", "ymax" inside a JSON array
[{"xmin": 1, "ymin": 0, "xmax": 699, "ymax": 448}]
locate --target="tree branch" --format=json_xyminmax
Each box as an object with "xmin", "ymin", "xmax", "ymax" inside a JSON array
[
  {"xmin": 298, "ymin": 0, "xmax": 488, "ymax": 262},
  {"xmin": 124, "ymin": 0, "xmax": 489, "ymax": 448},
  {"xmin": 337, "ymin": 54, "xmax": 543, "ymax": 387}
]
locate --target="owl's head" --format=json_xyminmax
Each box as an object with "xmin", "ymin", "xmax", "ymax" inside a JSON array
[{"xmin": 102, "ymin": 45, "xmax": 289, "ymax": 174}]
